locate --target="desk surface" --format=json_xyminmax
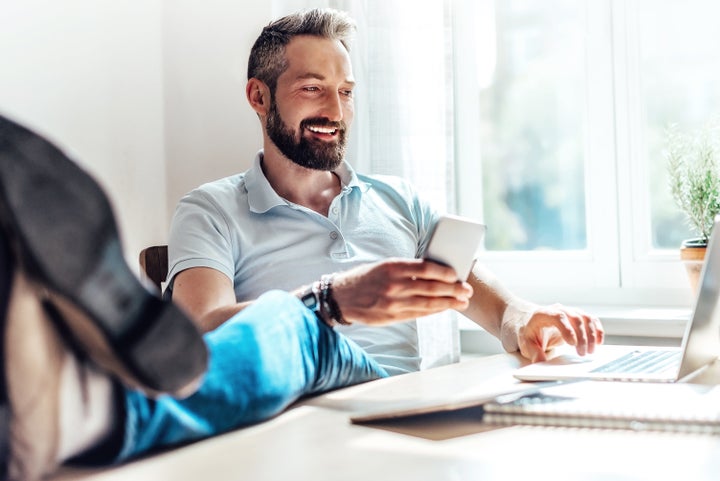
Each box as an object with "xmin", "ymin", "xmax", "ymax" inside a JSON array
[{"xmin": 52, "ymin": 350, "xmax": 720, "ymax": 481}]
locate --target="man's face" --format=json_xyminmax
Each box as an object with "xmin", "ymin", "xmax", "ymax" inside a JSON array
[{"xmin": 265, "ymin": 35, "xmax": 355, "ymax": 171}]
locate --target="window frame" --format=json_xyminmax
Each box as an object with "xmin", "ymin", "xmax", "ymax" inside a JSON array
[{"xmin": 452, "ymin": 0, "xmax": 694, "ymax": 309}]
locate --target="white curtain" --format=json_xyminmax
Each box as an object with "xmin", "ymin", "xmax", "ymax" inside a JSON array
[{"xmin": 273, "ymin": 0, "xmax": 460, "ymax": 368}]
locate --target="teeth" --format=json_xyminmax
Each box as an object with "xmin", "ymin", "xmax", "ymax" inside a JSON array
[{"xmin": 307, "ymin": 125, "xmax": 336, "ymax": 134}]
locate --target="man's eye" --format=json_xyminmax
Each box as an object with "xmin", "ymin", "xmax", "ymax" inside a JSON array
[
  {"xmin": 341, "ymin": 90, "xmax": 353, "ymax": 98},
  {"xmin": 303, "ymin": 86, "xmax": 320, "ymax": 92}
]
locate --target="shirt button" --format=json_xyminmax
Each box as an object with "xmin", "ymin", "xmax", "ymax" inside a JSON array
[
  {"xmin": 332, "ymin": 207, "xmax": 339, "ymax": 215},
  {"xmin": 329, "ymin": 231, "xmax": 339, "ymax": 240}
]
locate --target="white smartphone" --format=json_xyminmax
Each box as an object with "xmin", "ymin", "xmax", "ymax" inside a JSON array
[{"xmin": 422, "ymin": 214, "xmax": 486, "ymax": 281}]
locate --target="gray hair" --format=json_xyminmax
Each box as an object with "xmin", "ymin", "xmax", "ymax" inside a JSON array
[{"xmin": 247, "ymin": 8, "xmax": 356, "ymax": 94}]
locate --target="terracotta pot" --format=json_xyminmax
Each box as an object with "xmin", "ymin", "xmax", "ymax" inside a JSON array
[{"xmin": 680, "ymin": 243, "xmax": 707, "ymax": 295}]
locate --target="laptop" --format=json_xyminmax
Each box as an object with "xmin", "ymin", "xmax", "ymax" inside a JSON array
[{"xmin": 514, "ymin": 219, "xmax": 720, "ymax": 383}]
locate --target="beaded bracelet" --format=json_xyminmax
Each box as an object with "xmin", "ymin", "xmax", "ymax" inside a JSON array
[{"xmin": 320, "ymin": 274, "xmax": 350, "ymax": 326}]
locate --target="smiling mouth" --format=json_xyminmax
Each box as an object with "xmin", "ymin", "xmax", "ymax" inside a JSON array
[{"xmin": 306, "ymin": 125, "xmax": 338, "ymax": 136}]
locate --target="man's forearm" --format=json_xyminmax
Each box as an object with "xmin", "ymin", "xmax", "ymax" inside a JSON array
[
  {"xmin": 462, "ymin": 262, "xmax": 535, "ymax": 350},
  {"xmin": 197, "ymin": 301, "xmax": 254, "ymax": 332}
]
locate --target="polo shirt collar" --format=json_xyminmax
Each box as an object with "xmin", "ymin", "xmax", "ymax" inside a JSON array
[
  {"xmin": 245, "ymin": 152, "xmax": 285, "ymax": 213},
  {"xmin": 245, "ymin": 150, "xmax": 370, "ymax": 213},
  {"xmin": 335, "ymin": 159, "xmax": 371, "ymax": 194}
]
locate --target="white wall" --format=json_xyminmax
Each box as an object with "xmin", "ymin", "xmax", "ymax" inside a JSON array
[
  {"xmin": 163, "ymin": 1, "xmax": 269, "ymax": 222},
  {"xmin": 0, "ymin": 1, "xmax": 271, "ymax": 269}
]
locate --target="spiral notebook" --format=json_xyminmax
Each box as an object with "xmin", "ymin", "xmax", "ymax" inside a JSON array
[
  {"xmin": 514, "ymin": 216, "xmax": 720, "ymax": 383},
  {"xmin": 482, "ymin": 380, "xmax": 720, "ymax": 434}
]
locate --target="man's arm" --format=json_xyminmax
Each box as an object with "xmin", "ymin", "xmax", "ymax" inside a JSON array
[
  {"xmin": 171, "ymin": 258, "xmax": 601, "ymax": 362},
  {"xmin": 171, "ymin": 259, "xmax": 474, "ymax": 332},
  {"xmin": 172, "ymin": 267, "xmax": 252, "ymax": 332},
  {"xmin": 329, "ymin": 258, "xmax": 472, "ymax": 324},
  {"xmin": 461, "ymin": 262, "xmax": 604, "ymax": 362}
]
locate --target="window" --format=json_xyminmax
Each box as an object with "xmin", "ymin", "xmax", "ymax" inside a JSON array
[
  {"xmin": 321, "ymin": 0, "xmax": 720, "ymax": 307},
  {"xmin": 632, "ymin": 0, "xmax": 720, "ymax": 249},
  {"xmin": 471, "ymin": 0, "xmax": 588, "ymax": 252},
  {"xmin": 453, "ymin": 0, "xmax": 720, "ymax": 307}
]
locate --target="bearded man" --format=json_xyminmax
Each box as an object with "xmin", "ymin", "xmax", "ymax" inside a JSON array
[{"xmin": 167, "ymin": 8, "xmax": 602, "ymax": 376}]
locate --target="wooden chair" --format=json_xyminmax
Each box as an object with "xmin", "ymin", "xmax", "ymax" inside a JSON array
[{"xmin": 138, "ymin": 245, "xmax": 169, "ymax": 292}]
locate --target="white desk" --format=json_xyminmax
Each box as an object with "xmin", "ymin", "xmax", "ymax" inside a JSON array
[{"xmin": 52, "ymin": 352, "xmax": 720, "ymax": 481}]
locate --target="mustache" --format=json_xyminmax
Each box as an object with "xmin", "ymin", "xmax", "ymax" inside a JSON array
[{"xmin": 300, "ymin": 117, "xmax": 347, "ymax": 132}]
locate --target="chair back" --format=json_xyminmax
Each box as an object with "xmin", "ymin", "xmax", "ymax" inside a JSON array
[{"xmin": 139, "ymin": 245, "xmax": 168, "ymax": 292}]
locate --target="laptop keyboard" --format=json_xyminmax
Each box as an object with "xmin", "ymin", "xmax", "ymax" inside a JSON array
[{"xmin": 590, "ymin": 350, "xmax": 682, "ymax": 374}]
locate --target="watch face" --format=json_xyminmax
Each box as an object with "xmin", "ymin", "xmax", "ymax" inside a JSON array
[{"xmin": 302, "ymin": 291, "xmax": 319, "ymax": 311}]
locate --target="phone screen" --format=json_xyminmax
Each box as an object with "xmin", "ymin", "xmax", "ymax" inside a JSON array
[{"xmin": 422, "ymin": 215, "xmax": 486, "ymax": 281}]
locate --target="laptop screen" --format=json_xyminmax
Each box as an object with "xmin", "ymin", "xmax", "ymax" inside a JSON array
[{"xmin": 677, "ymin": 216, "xmax": 720, "ymax": 379}]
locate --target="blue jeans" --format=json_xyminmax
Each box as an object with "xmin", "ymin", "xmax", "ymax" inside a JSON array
[{"xmin": 115, "ymin": 290, "xmax": 387, "ymax": 461}]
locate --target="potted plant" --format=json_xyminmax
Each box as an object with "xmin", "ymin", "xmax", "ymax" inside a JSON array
[{"xmin": 666, "ymin": 120, "xmax": 720, "ymax": 293}]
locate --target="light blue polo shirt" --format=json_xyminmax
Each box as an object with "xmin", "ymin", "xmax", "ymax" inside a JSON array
[{"xmin": 167, "ymin": 151, "xmax": 439, "ymax": 375}]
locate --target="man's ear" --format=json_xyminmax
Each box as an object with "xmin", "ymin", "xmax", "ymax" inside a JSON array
[{"xmin": 246, "ymin": 78, "xmax": 270, "ymax": 116}]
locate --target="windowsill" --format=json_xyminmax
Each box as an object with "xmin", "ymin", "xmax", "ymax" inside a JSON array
[
  {"xmin": 459, "ymin": 305, "xmax": 691, "ymax": 355},
  {"xmin": 587, "ymin": 305, "xmax": 690, "ymax": 338}
]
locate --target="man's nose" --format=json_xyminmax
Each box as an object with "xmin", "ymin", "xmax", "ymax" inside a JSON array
[{"xmin": 320, "ymin": 92, "xmax": 344, "ymax": 122}]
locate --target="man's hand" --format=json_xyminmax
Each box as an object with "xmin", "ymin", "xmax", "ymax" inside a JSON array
[
  {"xmin": 331, "ymin": 259, "xmax": 473, "ymax": 325},
  {"xmin": 512, "ymin": 304, "xmax": 605, "ymax": 363}
]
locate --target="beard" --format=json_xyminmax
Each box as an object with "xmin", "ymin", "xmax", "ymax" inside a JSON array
[{"xmin": 265, "ymin": 100, "xmax": 348, "ymax": 171}]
